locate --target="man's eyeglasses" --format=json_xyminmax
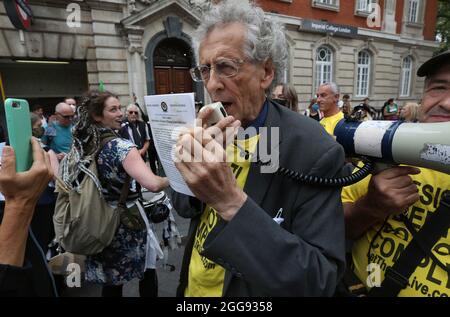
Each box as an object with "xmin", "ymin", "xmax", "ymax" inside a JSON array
[
  {"xmin": 190, "ymin": 58, "xmax": 245, "ymax": 82},
  {"xmin": 128, "ymin": 111, "xmax": 139, "ymax": 115}
]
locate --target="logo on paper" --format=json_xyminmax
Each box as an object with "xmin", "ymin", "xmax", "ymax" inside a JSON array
[{"xmin": 161, "ymin": 102, "xmax": 168, "ymax": 112}]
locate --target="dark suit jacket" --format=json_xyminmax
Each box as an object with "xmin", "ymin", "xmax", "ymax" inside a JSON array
[
  {"xmin": 170, "ymin": 101, "xmax": 346, "ymax": 297},
  {"xmin": 119, "ymin": 120, "xmax": 149, "ymax": 150}
]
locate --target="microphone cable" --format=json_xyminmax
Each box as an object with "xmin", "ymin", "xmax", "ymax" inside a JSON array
[
  {"xmin": 233, "ymin": 138, "xmax": 374, "ymax": 187},
  {"xmin": 257, "ymin": 158, "xmax": 374, "ymax": 187}
]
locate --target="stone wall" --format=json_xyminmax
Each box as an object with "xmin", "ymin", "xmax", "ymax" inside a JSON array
[
  {"xmin": 0, "ymin": 0, "xmax": 439, "ymax": 111},
  {"xmin": 0, "ymin": 0, "xmax": 131, "ymax": 104},
  {"xmin": 286, "ymin": 28, "xmax": 436, "ymax": 110},
  {"xmin": 90, "ymin": 7, "xmax": 130, "ymax": 103}
]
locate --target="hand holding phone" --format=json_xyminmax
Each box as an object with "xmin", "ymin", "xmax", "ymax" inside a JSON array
[{"xmin": 4, "ymin": 98, "xmax": 33, "ymax": 172}]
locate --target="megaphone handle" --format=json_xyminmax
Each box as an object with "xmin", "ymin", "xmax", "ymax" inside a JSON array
[{"xmin": 372, "ymin": 162, "xmax": 397, "ymax": 175}]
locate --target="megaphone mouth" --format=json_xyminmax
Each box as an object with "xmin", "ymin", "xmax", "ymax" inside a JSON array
[{"xmin": 335, "ymin": 119, "xmax": 450, "ymax": 175}]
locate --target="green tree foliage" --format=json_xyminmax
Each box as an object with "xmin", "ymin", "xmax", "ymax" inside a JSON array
[{"xmin": 436, "ymin": 0, "xmax": 450, "ymax": 53}]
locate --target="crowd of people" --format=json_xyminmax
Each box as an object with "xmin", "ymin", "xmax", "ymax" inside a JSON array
[
  {"xmin": 274, "ymin": 81, "xmax": 418, "ymax": 124},
  {"xmin": 1, "ymin": 0, "xmax": 449, "ymax": 298},
  {"xmin": 1, "ymin": 91, "xmax": 177, "ymax": 297},
  {"xmin": 269, "ymin": 71, "xmax": 420, "ymax": 124}
]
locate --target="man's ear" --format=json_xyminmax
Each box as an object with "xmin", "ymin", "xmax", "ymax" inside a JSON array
[{"xmin": 260, "ymin": 59, "xmax": 275, "ymax": 90}]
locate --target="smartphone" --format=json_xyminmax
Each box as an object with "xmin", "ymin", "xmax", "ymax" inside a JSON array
[
  {"xmin": 4, "ymin": 98, "xmax": 33, "ymax": 172},
  {"xmin": 199, "ymin": 102, "xmax": 228, "ymax": 126}
]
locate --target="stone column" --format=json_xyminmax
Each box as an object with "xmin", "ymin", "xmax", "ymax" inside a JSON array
[
  {"xmin": 382, "ymin": 0, "xmax": 397, "ymax": 34},
  {"xmin": 124, "ymin": 26, "xmax": 146, "ymax": 112}
]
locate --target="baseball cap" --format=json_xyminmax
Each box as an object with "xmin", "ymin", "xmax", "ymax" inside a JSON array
[{"xmin": 417, "ymin": 50, "xmax": 450, "ymax": 77}]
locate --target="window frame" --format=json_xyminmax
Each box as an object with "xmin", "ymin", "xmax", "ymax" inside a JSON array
[
  {"xmin": 400, "ymin": 56, "xmax": 413, "ymax": 97},
  {"xmin": 312, "ymin": 0, "xmax": 340, "ymax": 12},
  {"xmin": 355, "ymin": 0, "xmax": 378, "ymax": 17},
  {"xmin": 407, "ymin": 0, "xmax": 419, "ymax": 23},
  {"xmin": 356, "ymin": 50, "xmax": 371, "ymax": 97},
  {"xmin": 315, "ymin": 45, "xmax": 334, "ymax": 92},
  {"xmin": 357, "ymin": 0, "xmax": 371, "ymax": 12}
]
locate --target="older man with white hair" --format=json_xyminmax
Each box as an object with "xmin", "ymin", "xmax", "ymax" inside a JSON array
[
  {"xmin": 317, "ymin": 82, "xmax": 344, "ymax": 135},
  {"xmin": 170, "ymin": 0, "xmax": 345, "ymax": 297},
  {"xmin": 119, "ymin": 104, "xmax": 150, "ymax": 160}
]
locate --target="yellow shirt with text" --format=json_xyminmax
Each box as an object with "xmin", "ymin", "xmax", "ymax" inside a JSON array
[
  {"xmin": 342, "ymin": 168, "xmax": 450, "ymax": 297},
  {"xmin": 320, "ymin": 111, "xmax": 344, "ymax": 135},
  {"xmin": 184, "ymin": 135, "xmax": 260, "ymax": 297}
]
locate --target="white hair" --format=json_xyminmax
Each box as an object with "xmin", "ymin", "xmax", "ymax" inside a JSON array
[
  {"xmin": 320, "ymin": 82, "xmax": 340, "ymax": 95},
  {"xmin": 126, "ymin": 103, "xmax": 141, "ymax": 120},
  {"xmin": 193, "ymin": 0, "xmax": 288, "ymax": 92},
  {"xmin": 126, "ymin": 103, "xmax": 139, "ymax": 112}
]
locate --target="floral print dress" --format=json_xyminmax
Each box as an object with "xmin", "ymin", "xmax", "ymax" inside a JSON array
[{"xmin": 84, "ymin": 137, "xmax": 147, "ymax": 286}]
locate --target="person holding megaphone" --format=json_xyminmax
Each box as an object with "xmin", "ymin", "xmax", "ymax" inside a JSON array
[{"xmin": 342, "ymin": 50, "xmax": 450, "ymax": 297}]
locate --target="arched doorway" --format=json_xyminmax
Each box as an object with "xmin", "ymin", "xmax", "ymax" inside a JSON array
[{"xmin": 153, "ymin": 38, "xmax": 193, "ymax": 95}]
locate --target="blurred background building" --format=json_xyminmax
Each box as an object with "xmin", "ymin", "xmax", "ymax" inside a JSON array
[{"xmin": 0, "ymin": 0, "xmax": 441, "ymax": 114}]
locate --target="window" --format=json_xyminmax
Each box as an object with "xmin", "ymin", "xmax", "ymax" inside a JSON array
[
  {"xmin": 356, "ymin": 0, "xmax": 376, "ymax": 12},
  {"xmin": 356, "ymin": 50, "xmax": 371, "ymax": 97},
  {"xmin": 400, "ymin": 56, "xmax": 413, "ymax": 97},
  {"xmin": 408, "ymin": 0, "xmax": 419, "ymax": 23},
  {"xmin": 312, "ymin": 0, "xmax": 339, "ymax": 10},
  {"xmin": 315, "ymin": 46, "xmax": 333, "ymax": 90}
]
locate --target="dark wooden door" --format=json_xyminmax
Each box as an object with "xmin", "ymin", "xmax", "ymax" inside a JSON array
[
  {"xmin": 154, "ymin": 66, "xmax": 193, "ymax": 95},
  {"xmin": 154, "ymin": 67, "xmax": 171, "ymax": 95},
  {"xmin": 172, "ymin": 67, "xmax": 193, "ymax": 93}
]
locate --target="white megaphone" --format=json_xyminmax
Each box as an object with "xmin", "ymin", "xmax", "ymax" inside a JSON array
[{"xmin": 334, "ymin": 120, "xmax": 450, "ymax": 174}]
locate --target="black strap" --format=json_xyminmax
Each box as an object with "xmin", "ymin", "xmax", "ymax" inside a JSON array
[{"xmin": 369, "ymin": 191, "xmax": 450, "ymax": 297}]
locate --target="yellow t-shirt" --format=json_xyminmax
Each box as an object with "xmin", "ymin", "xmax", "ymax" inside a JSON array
[
  {"xmin": 342, "ymin": 168, "xmax": 450, "ymax": 297},
  {"xmin": 320, "ymin": 111, "xmax": 344, "ymax": 135},
  {"xmin": 184, "ymin": 135, "xmax": 259, "ymax": 297}
]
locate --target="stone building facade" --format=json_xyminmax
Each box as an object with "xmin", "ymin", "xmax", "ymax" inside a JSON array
[
  {"xmin": 0, "ymin": 0, "xmax": 440, "ymax": 112},
  {"xmin": 259, "ymin": 0, "xmax": 439, "ymax": 109}
]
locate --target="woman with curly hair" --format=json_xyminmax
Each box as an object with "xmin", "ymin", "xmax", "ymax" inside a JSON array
[{"xmin": 60, "ymin": 90, "xmax": 168, "ymax": 297}]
